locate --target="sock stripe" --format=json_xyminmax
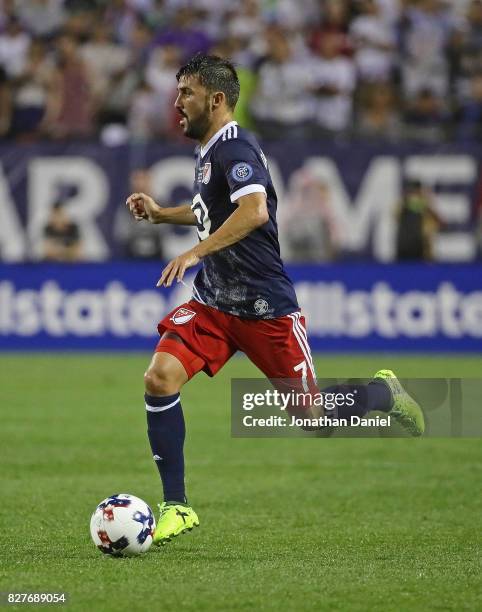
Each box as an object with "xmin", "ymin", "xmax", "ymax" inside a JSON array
[{"xmin": 145, "ymin": 396, "xmax": 181, "ymax": 412}]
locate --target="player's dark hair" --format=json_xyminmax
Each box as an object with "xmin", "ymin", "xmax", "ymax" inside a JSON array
[{"xmin": 176, "ymin": 54, "xmax": 240, "ymax": 110}]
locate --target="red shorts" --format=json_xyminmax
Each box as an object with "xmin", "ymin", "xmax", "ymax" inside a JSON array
[{"xmin": 155, "ymin": 300, "xmax": 317, "ymax": 389}]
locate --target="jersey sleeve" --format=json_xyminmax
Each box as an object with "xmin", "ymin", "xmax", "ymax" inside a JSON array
[{"xmin": 216, "ymin": 139, "xmax": 268, "ymax": 203}]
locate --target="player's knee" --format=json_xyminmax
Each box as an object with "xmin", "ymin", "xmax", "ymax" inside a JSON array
[
  {"xmin": 144, "ymin": 367, "xmax": 176, "ymax": 396},
  {"xmin": 144, "ymin": 358, "xmax": 184, "ymax": 396}
]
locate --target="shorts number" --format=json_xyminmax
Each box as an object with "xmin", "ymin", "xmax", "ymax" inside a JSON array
[
  {"xmin": 192, "ymin": 194, "xmax": 211, "ymax": 240},
  {"xmin": 294, "ymin": 360, "xmax": 309, "ymax": 392}
]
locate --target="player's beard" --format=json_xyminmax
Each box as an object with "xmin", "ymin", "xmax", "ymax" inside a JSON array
[{"xmin": 184, "ymin": 98, "xmax": 212, "ymax": 141}]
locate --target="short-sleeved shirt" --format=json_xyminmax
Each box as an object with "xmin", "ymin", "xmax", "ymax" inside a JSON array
[
  {"xmin": 44, "ymin": 222, "xmax": 80, "ymax": 247},
  {"xmin": 190, "ymin": 121, "xmax": 299, "ymax": 319}
]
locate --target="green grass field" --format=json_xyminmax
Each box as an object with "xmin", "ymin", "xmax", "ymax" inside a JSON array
[{"xmin": 1, "ymin": 354, "xmax": 481, "ymax": 611}]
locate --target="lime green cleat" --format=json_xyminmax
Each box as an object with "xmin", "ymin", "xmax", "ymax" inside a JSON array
[
  {"xmin": 153, "ymin": 502, "xmax": 199, "ymax": 546},
  {"xmin": 373, "ymin": 369, "xmax": 425, "ymax": 437}
]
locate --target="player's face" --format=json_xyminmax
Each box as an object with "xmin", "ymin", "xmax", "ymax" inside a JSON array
[{"xmin": 175, "ymin": 75, "xmax": 212, "ymax": 141}]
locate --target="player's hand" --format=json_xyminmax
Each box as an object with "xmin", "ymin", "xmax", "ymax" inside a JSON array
[
  {"xmin": 125, "ymin": 192, "xmax": 162, "ymax": 223},
  {"xmin": 157, "ymin": 249, "xmax": 201, "ymax": 287}
]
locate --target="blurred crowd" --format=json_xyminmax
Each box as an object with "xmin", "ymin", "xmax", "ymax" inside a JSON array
[
  {"xmin": 40, "ymin": 166, "xmax": 445, "ymax": 263},
  {"xmin": 0, "ymin": 0, "xmax": 481, "ymax": 143}
]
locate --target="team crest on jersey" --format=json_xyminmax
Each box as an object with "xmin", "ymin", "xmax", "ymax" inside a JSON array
[
  {"xmin": 201, "ymin": 163, "xmax": 211, "ymax": 184},
  {"xmin": 254, "ymin": 298, "xmax": 269, "ymax": 315},
  {"xmin": 231, "ymin": 162, "xmax": 253, "ymax": 182},
  {"xmin": 170, "ymin": 308, "xmax": 196, "ymax": 325}
]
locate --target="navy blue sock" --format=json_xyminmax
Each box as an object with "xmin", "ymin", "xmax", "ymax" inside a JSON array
[
  {"xmin": 321, "ymin": 382, "xmax": 392, "ymax": 419},
  {"xmin": 145, "ymin": 392, "xmax": 187, "ymax": 504},
  {"xmin": 366, "ymin": 382, "xmax": 392, "ymax": 413}
]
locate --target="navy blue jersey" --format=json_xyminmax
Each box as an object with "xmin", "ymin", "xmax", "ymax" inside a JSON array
[{"xmin": 190, "ymin": 121, "xmax": 299, "ymax": 319}]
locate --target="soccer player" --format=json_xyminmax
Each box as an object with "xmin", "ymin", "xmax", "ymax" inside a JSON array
[{"xmin": 126, "ymin": 54, "xmax": 424, "ymax": 545}]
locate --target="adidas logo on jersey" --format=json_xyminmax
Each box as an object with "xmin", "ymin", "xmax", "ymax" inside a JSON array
[{"xmin": 222, "ymin": 124, "xmax": 238, "ymax": 141}]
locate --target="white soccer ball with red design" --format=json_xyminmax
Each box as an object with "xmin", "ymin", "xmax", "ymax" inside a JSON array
[{"xmin": 90, "ymin": 493, "xmax": 155, "ymax": 556}]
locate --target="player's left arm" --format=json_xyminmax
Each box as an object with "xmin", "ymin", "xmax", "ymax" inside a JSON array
[{"xmin": 157, "ymin": 192, "xmax": 268, "ymax": 287}]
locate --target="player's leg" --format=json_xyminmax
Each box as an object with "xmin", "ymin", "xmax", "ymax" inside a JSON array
[
  {"xmin": 278, "ymin": 318, "xmax": 424, "ymax": 433},
  {"xmin": 238, "ymin": 313, "xmax": 389, "ymax": 421},
  {"xmin": 144, "ymin": 334, "xmax": 203, "ymax": 544},
  {"xmin": 234, "ymin": 312, "xmax": 424, "ymax": 435},
  {"xmin": 144, "ymin": 344, "xmax": 194, "ymax": 505},
  {"xmin": 318, "ymin": 371, "xmax": 424, "ymax": 435},
  {"xmin": 231, "ymin": 312, "xmax": 321, "ymax": 422},
  {"xmin": 146, "ymin": 301, "xmax": 236, "ymax": 544}
]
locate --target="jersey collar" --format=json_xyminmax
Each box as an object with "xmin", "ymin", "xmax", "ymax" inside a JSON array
[{"xmin": 200, "ymin": 121, "xmax": 238, "ymax": 158}]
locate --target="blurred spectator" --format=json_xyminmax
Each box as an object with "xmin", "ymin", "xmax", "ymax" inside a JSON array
[
  {"xmin": 62, "ymin": 4, "xmax": 99, "ymax": 41},
  {"xmin": 115, "ymin": 168, "xmax": 164, "ymax": 259},
  {"xmin": 42, "ymin": 200, "xmax": 82, "ymax": 262},
  {"xmin": 0, "ymin": 0, "xmax": 475, "ymax": 143},
  {"xmin": 227, "ymin": 0, "xmax": 263, "ymax": 50},
  {"xmin": 104, "ymin": 0, "xmax": 146, "ymax": 47},
  {"xmin": 81, "ymin": 23, "xmax": 130, "ymax": 104},
  {"xmin": 350, "ymin": 0, "xmax": 396, "ymax": 83},
  {"xmin": 251, "ymin": 27, "xmax": 313, "ymax": 139},
  {"xmin": 10, "ymin": 40, "xmax": 54, "ymax": 140},
  {"xmin": 126, "ymin": 16, "xmax": 154, "ymax": 68},
  {"xmin": 309, "ymin": 0, "xmax": 353, "ymax": 57},
  {"xmin": 42, "ymin": 34, "xmax": 96, "ymax": 139},
  {"xmin": 456, "ymin": 71, "xmax": 482, "ymax": 141},
  {"xmin": 266, "ymin": 0, "xmax": 318, "ymax": 30},
  {"xmin": 355, "ymin": 82, "xmax": 401, "ymax": 140},
  {"xmin": 280, "ymin": 168, "xmax": 343, "ymax": 262},
  {"xmin": 0, "ymin": 17, "xmax": 31, "ymax": 78},
  {"xmin": 15, "ymin": 0, "xmax": 65, "ymax": 38},
  {"xmin": 0, "ymin": 0, "xmax": 16, "ymax": 30},
  {"xmin": 211, "ymin": 37, "xmax": 257, "ymax": 130},
  {"xmin": 98, "ymin": 66, "xmax": 140, "ymax": 131},
  {"xmin": 223, "ymin": 2, "xmax": 262, "ymax": 67},
  {"xmin": 0, "ymin": 66, "xmax": 11, "ymax": 136},
  {"xmin": 145, "ymin": 44, "xmax": 181, "ymax": 129},
  {"xmin": 449, "ymin": 0, "xmax": 482, "ymax": 100},
  {"xmin": 399, "ymin": 0, "xmax": 456, "ymax": 98},
  {"xmin": 154, "ymin": 7, "xmax": 211, "ymax": 63},
  {"xmin": 128, "ymin": 79, "xmax": 163, "ymax": 140},
  {"xmin": 146, "ymin": 43, "xmax": 189, "ymax": 139},
  {"xmin": 376, "ymin": 0, "xmax": 402, "ymax": 26},
  {"xmin": 403, "ymin": 87, "xmax": 447, "ymax": 142},
  {"xmin": 396, "ymin": 179, "xmax": 441, "ymax": 261},
  {"xmin": 311, "ymin": 31, "xmax": 356, "ymax": 135},
  {"xmin": 146, "ymin": 44, "xmax": 180, "ymax": 98}
]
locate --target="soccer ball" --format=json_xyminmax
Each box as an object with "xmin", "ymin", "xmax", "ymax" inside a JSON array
[{"xmin": 90, "ymin": 493, "xmax": 155, "ymax": 556}]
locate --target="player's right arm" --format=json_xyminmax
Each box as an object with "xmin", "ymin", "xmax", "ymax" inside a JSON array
[{"xmin": 126, "ymin": 192, "xmax": 197, "ymax": 226}]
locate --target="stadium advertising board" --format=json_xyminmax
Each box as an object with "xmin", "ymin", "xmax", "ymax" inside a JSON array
[
  {"xmin": 0, "ymin": 141, "xmax": 479, "ymax": 262},
  {"xmin": 0, "ymin": 263, "xmax": 480, "ymax": 351}
]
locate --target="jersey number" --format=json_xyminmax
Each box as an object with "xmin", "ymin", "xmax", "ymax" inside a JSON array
[
  {"xmin": 192, "ymin": 194, "xmax": 211, "ymax": 241},
  {"xmin": 294, "ymin": 360, "xmax": 309, "ymax": 392}
]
